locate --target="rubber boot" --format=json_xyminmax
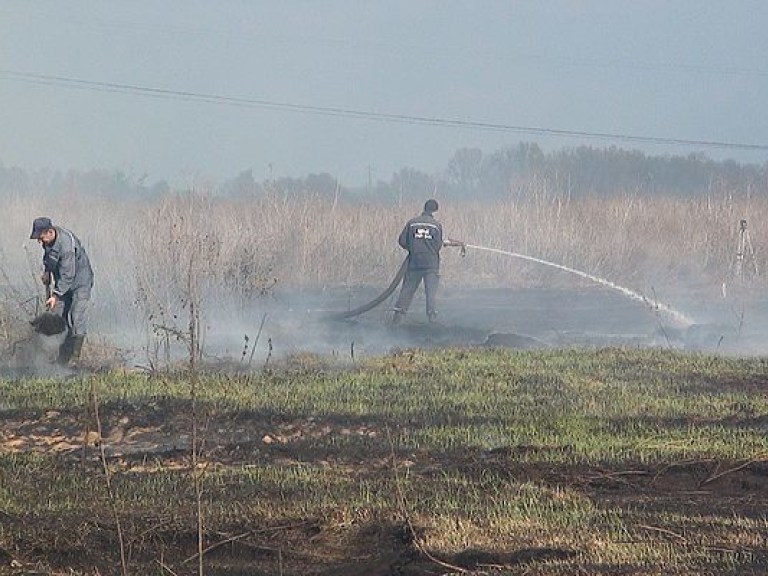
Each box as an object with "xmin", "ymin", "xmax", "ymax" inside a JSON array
[
  {"xmin": 69, "ymin": 335, "xmax": 85, "ymax": 369},
  {"xmin": 57, "ymin": 335, "xmax": 75, "ymax": 366}
]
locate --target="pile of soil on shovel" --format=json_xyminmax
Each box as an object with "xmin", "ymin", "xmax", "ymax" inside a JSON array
[{"xmin": 29, "ymin": 311, "xmax": 66, "ymax": 336}]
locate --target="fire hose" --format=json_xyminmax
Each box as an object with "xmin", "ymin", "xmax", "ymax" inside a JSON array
[
  {"xmin": 327, "ymin": 257, "xmax": 408, "ymax": 320},
  {"xmin": 328, "ymin": 243, "xmax": 466, "ymax": 320},
  {"xmin": 327, "ymin": 243, "xmax": 692, "ymax": 329}
]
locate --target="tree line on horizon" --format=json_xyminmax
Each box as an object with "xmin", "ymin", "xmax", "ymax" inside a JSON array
[{"xmin": 2, "ymin": 142, "xmax": 766, "ymax": 203}]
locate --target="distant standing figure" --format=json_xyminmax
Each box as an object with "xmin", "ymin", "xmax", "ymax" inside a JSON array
[
  {"xmin": 30, "ymin": 217, "xmax": 94, "ymax": 367},
  {"xmin": 393, "ymin": 199, "xmax": 464, "ymax": 324}
]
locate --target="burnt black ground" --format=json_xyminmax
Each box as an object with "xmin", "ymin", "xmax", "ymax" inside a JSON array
[
  {"xmin": 204, "ymin": 285, "xmax": 768, "ymax": 361},
  {"xmin": 9, "ymin": 284, "xmax": 767, "ymax": 376}
]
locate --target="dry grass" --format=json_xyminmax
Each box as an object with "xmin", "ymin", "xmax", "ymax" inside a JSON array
[
  {"xmin": 0, "ymin": 184, "xmax": 765, "ymax": 358},
  {"xmin": 1, "ymin": 185, "xmax": 764, "ymax": 290}
]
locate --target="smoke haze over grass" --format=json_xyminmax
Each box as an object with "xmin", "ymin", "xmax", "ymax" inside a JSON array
[{"xmin": 2, "ymin": 186, "xmax": 767, "ymax": 370}]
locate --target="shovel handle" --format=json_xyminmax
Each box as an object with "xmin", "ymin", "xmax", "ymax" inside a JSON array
[{"xmin": 44, "ymin": 276, "xmax": 53, "ymax": 308}]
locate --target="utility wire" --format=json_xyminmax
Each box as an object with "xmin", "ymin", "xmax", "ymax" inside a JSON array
[{"xmin": 2, "ymin": 69, "xmax": 768, "ymax": 152}]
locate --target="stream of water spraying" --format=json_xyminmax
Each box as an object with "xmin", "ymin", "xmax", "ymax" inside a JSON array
[{"xmin": 465, "ymin": 244, "xmax": 694, "ymax": 328}]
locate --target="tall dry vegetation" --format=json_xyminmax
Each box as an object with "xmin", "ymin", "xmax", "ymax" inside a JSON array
[
  {"xmin": 444, "ymin": 184, "xmax": 765, "ymax": 296},
  {"xmin": 0, "ymin": 183, "xmax": 764, "ymax": 355},
  {"xmin": 1, "ymin": 185, "xmax": 765, "ymax": 294}
]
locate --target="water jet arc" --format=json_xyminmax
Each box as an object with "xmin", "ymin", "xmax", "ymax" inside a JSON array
[{"xmin": 465, "ymin": 244, "xmax": 693, "ymax": 328}]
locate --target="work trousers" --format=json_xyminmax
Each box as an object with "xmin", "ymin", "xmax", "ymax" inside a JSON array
[
  {"xmin": 53, "ymin": 286, "xmax": 92, "ymax": 336},
  {"xmin": 394, "ymin": 268, "xmax": 439, "ymax": 319}
]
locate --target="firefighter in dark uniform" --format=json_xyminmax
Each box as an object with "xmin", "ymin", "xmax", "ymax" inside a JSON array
[
  {"xmin": 392, "ymin": 199, "xmax": 464, "ymax": 324},
  {"xmin": 30, "ymin": 217, "xmax": 94, "ymax": 367}
]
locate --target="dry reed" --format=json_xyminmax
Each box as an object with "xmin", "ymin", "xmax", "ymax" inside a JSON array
[{"xmin": 0, "ymin": 185, "xmax": 765, "ymax": 356}]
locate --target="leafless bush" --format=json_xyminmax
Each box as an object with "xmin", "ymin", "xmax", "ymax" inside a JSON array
[{"xmin": 0, "ymin": 251, "xmax": 44, "ymax": 367}]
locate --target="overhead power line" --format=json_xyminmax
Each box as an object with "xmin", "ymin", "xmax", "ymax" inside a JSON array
[{"xmin": 2, "ymin": 69, "xmax": 768, "ymax": 152}]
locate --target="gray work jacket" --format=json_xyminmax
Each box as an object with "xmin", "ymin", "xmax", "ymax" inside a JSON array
[
  {"xmin": 43, "ymin": 226, "xmax": 94, "ymax": 297},
  {"xmin": 398, "ymin": 211, "xmax": 444, "ymax": 270}
]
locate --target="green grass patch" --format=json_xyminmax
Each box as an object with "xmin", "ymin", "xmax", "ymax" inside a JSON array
[{"xmin": 1, "ymin": 347, "xmax": 767, "ymax": 575}]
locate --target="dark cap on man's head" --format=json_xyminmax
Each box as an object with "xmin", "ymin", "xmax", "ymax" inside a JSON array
[
  {"xmin": 30, "ymin": 217, "xmax": 54, "ymax": 239},
  {"xmin": 424, "ymin": 199, "xmax": 439, "ymax": 213}
]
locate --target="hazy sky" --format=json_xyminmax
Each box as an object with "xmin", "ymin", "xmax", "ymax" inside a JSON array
[{"xmin": 1, "ymin": 1, "xmax": 767, "ymax": 187}]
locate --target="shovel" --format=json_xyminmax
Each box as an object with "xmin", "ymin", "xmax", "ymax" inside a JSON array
[{"xmin": 29, "ymin": 282, "xmax": 66, "ymax": 336}]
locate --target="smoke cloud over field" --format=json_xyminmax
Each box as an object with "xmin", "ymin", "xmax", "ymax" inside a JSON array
[{"xmin": 2, "ymin": 189, "xmax": 768, "ymax": 377}]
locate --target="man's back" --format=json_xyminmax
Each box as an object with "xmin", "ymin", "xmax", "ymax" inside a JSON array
[{"xmin": 399, "ymin": 211, "xmax": 444, "ymax": 270}]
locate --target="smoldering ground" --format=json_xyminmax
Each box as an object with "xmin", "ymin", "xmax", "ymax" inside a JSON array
[
  {"xmin": 5, "ymin": 264, "xmax": 768, "ymax": 377},
  {"xmin": 181, "ymin": 245, "xmax": 768, "ymax": 364},
  {"xmin": 4, "ymin": 190, "xmax": 768, "ymax": 376},
  {"xmin": 116, "ymin": 283, "xmax": 768, "ymax": 371},
  {"xmin": 5, "ymin": 276, "xmax": 768, "ymax": 379},
  {"xmin": 4, "ymin": 328, "xmax": 71, "ymax": 379}
]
